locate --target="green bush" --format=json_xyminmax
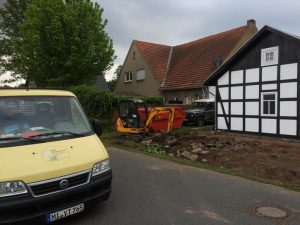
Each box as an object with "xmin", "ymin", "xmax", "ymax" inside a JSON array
[{"xmin": 69, "ymin": 85, "xmax": 164, "ymax": 130}]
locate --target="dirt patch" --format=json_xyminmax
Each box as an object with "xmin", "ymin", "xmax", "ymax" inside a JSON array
[{"xmin": 150, "ymin": 131, "xmax": 300, "ymax": 188}]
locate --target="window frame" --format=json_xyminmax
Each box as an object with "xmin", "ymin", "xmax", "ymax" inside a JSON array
[
  {"xmin": 261, "ymin": 92, "xmax": 277, "ymax": 117},
  {"xmin": 125, "ymin": 71, "xmax": 133, "ymax": 83},
  {"xmin": 136, "ymin": 69, "xmax": 146, "ymax": 81},
  {"xmin": 261, "ymin": 46, "xmax": 279, "ymax": 66}
]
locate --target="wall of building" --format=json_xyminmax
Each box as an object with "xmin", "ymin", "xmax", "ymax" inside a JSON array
[
  {"xmin": 163, "ymin": 87, "xmax": 209, "ymax": 104},
  {"xmin": 216, "ymin": 31, "xmax": 300, "ymax": 137},
  {"xmin": 115, "ymin": 43, "xmax": 161, "ymax": 97}
]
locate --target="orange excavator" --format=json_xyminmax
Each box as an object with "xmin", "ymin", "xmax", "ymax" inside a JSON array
[{"xmin": 114, "ymin": 99, "xmax": 186, "ymax": 141}]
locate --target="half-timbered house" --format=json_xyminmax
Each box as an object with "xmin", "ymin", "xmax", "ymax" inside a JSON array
[{"xmin": 205, "ymin": 26, "xmax": 300, "ymax": 138}]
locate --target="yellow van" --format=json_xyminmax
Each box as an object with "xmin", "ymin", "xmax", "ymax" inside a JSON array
[{"xmin": 0, "ymin": 89, "xmax": 112, "ymax": 224}]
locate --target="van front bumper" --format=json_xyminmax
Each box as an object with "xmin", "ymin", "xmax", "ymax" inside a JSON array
[{"xmin": 0, "ymin": 170, "xmax": 112, "ymax": 224}]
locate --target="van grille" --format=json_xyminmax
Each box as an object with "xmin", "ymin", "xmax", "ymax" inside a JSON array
[{"xmin": 28, "ymin": 171, "xmax": 90, "ymax": 197}]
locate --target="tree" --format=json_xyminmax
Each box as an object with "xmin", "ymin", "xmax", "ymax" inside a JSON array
[
  {"xmin": 107, "ymin": 64, "xmax": 122, "ymax": 92},
  {"xmin": 0, "ymin": 0, "xmax": 30, "ymax": 83},
  {"xmin": 14, "ymin": 0, "xmax": 116, "ymax": 87}
]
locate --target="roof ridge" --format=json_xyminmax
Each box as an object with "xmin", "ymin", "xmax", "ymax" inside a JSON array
[
  {"xmin": 133, "ymin": 40, "xmax": 171, "ymax": 48},
  {"xmin": 133, "ymin": 25, "xmax": 248, "ymax": 49},
  {"xmin": 175, "ymin": 25, "xmax": 248, "ymax": 47}
]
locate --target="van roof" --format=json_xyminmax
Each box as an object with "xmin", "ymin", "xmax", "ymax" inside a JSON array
[{"xmin": 0, "ymin": 89, "xmax": 75, "ymax": 97}]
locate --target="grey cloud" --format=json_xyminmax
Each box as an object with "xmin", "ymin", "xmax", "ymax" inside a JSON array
[{"xmin": 98, "ymin": 0, "xmax": 300, "ymax": 79}]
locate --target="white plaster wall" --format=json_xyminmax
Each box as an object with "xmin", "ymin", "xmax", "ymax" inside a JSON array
[
  {"xmin": 218, "ymin": 71, "xmax": 229, "ymax": 85},
  {"xmin": 280, "ymin": 120, "xmax": 297, "ymax": 136},
  {"xmin": 280, "ymin": 101, "xmax": 297, "ymax": 117},
  {"xmin": 218, "ymin": 102, "xmax": 228, "ymax": 115},
  {"xmin": 262, "ymin": 66, "xmax": 277, "ymax": 82},
  {"xmin": 231, "ymin": 86, "xmax": 243, "ymax": 100},
  {"xmin": 280, "ymin": 82, "xmax": 297, "ymax": 98},
  {"xmin": 231, "ymin": 117, "xmax": 243, "ymax": 131},
  {"xmin": 261, "ymin": 119, "xmax": 277, "ymax": 134},
  {"xmin": 245, "ymin": 85, "xmax": 259, "ymax": 99},
  {"xmin": 231, "ymin": 102, "xmax": 243, "ymax": 115},
  {"xmin": 280, "ymin": 63, "xmax": 298, "ymax": 80},
  {"xmin": 245, "ymin": 68, "xmax": 259, "ymax": 83},
  {"xmin": 231, "ymin": 70, "xmax": 243, "ymax": 84},
  {"xmin": 219, "ymin": 87, "xmax": 229, "ymax": 100},
  {"xmin": 262, "ymin": 83, "xmax": 277, "ymax": 90},
  {"xmin": 245, "ymin": 118, "xmax": 259, "ymax": 132},
  {"xmin": 245, "ymin": 102, "xmax": 259, "ymax": 115},
  {"xmin": 218, "ymin": 117, "xmax": 227, "ymax": 130}
]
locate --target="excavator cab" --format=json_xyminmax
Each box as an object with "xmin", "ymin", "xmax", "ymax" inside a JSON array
[{"xmin": 118, "ymin": 99, "xmax": 147, "ymax": 129}]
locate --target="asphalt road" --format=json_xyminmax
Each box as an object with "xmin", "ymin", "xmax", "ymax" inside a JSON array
[{"xmin": 58, "ymin": 147, "xmax": 300, "ymax": 225}]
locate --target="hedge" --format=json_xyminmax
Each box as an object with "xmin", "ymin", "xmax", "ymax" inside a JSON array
[{"xmin": 69, "ymin": 85, "xmax": 164, "ymax": 129}]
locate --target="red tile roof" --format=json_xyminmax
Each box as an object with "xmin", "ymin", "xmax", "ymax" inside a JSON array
[
  {"xmin": 134, "ymin": 40, "xmax": 171, "ymax": 83},
  {"xmin": 134, "ymin": 25, "xmax": 254, "ymax": 90},
  {"xmin": 162, "ymin": 26, "xmax": 250, "ymax": 90}
]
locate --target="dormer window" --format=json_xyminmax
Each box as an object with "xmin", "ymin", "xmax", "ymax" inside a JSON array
[
  {"xmin": 266, "ymin": 52, "xmax": 274, "ymax": 62},
  {"xmin": 261, "ymin": 46, "xmax": 278, "ymax": 66}
]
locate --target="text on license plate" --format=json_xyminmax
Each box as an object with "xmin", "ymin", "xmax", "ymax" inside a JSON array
[{"xmin": 46, "ymin": 203, "xmax": 84, "ymax": 223}]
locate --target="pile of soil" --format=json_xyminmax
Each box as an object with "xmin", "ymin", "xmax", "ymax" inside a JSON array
[{"xmin": 151, "ymin": 130, "xmax": 300, "ymax": 187}]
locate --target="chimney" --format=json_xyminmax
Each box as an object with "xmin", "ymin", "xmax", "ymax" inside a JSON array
[{"xmin": 247, "ymin": 19, "xmax": 256, "ymax": 27}]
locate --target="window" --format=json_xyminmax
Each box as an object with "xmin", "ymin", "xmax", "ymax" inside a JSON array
[
  {"xmin": 185, "ymin": 96, "xmax": 189, "ymax": 104},
  {"xmin": 125, "ymin": 72, "xmax": 132, "ymax": 82},
  {"xmin": 261, "ymin": 92, "xmax": 277, "ymax": 116},
  {"xmin": 266, "ymin": 52, "xmax": 274, "ymax": 62},
  {"xmin": 261, "ymin": 46, "xmax": 278, "ymax": 66},
  {"xmin": 136, "ymin": 69, "xmax": 145, "ymax": 80}
]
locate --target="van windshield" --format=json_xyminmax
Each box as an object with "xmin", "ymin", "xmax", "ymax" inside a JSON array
[{"xmin": 0, "ymin": 96, "xmax": 92, "ymax": 144}]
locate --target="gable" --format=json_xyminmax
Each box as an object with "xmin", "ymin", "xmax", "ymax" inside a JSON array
[
  {"xmin": 212, "ymin": 26, "xmax": 300, "ymax": 138},
  {"xmin": 114, "ymin": 42, "xmax": 163, "ymax": 96},
  {"xmin": 205, "ymin": 26, "xmax": 300, "ymax": 85},
  {"xmin": 134, "ymin": 41, "xmax": 171, "ymax": 83}
]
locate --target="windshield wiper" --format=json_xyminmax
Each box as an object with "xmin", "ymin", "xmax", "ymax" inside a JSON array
[
  {"xmin": 0, "ymin": 136, "xmax": 44, "ymax": 143},
  {"xmin": 26, "ymin": 131, "xmax": 85, "ymax": 139}
]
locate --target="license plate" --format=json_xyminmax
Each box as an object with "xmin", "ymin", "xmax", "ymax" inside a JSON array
[{"xmin": 46, "ymin": 203, "xmax": 84, "ymax": 223}]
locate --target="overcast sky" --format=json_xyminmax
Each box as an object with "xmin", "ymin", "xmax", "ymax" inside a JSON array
[{"xmin": 98, "ymin": 0, "xmax": 300, "ymax": 80}]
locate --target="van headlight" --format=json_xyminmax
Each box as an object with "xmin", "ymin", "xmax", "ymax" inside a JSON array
[
  {"xmin": 92, "ymin": 159, "xmax": 110, "ymax": 176},
  {"xmin": 0, "ymin": 181, "xmax": 28, "ymax": 198}
]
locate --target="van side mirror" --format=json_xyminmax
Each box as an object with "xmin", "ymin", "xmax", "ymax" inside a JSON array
[{"xmin": 92, "ymin": 119, "xmax": 103, "ymax": 136}]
